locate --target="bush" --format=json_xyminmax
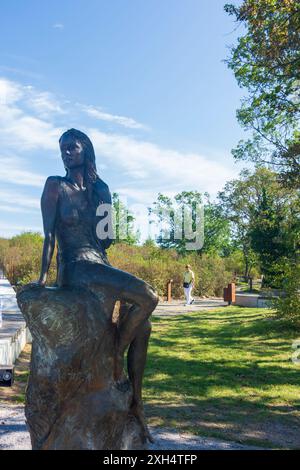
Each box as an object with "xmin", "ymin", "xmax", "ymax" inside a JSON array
[
  {"xmin": 273, "ymin": 261, "xmax": 300, "ymax": 327},
  {"xmin": 0, "ymin": 235, "xmax": 234, "ymax": 299},
  {"xmin": 109, "ymin": 244, "xmax": 233, "ymax": 298},
  {"xmin": 0, "ymin": 232, "xmax": 57, "ymax": 286}
]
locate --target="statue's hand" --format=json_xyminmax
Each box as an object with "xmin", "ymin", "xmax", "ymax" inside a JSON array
[
  {"xmin": 16, "ymin": 279, "xmax": 45, "ymax": 294},
  {"xmin": 29, "ymin": 279, "xmax": 46, "ymax": 288}
]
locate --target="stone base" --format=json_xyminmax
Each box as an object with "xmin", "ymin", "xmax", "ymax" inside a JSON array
[{"xmin": 17, "ymin": 284, "xmax": 147, "ymax": 450}]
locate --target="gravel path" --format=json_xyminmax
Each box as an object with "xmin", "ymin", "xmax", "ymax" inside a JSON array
[
  {"xmin": 0, "ymin": 405, "xmax": 31, "ymax": 450},
  {"xmin": 0, "ymin": 404, "xmax": 260, "ymax": 450},
  {"xmin": 153, "ymin": 298, "xmax": 227, "ymax": 317}
]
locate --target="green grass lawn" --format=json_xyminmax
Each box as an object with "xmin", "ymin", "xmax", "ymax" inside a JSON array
[{"xmin": 144, "ymin": 307, "xmax": 300, "ymax": 449}]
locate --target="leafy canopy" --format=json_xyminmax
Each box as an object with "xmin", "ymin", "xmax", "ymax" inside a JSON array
[{"xmin": 225, "ymin": 0, "xmax": 300, "ymax": 186}]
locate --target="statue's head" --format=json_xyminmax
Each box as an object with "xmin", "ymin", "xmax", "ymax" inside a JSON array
[{"xmin": 59, "ymin": 129, "xmax": 98, "ymax": 183}]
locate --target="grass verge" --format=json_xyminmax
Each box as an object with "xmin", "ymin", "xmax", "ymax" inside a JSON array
[{"xmin": 144, "ymin": 307, "xmax": 300, "ymax": 449}]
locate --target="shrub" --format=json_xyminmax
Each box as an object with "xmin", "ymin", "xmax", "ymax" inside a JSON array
[
  {"xmin": 0, "ymin": 232, "xmax": 57, "ymax": 286},
  {"xmin": 0, "ymin": 235, "xmax": 234, "ymax": 299},
  {"xmin": 109, "ymin": 244, "xmax": 233, "ymax": 298},
  {"xmin": 273, "ymin": 260, "xmax": 300, "ymax": 327}
]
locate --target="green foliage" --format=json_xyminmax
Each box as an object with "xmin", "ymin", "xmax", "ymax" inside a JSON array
[
  {"xmin": 203, "ymin": 196, "xmax": 232, "ymax": 256},
  {"xmin": 0, "ymin": 232, "xmax": 233, "ymax": 297},
  {"xmin": 218, "ymin": 167, "xmax": 299, "ymax": 285},
  {"xmin": 273, "ymin": 260, "xmax": 300, "ymax": 326},
  {"xmin": 249, "ymin": 187, "xmax": 294, "ymax": 287},
  {"xmin": 149, "ymin": 191, "xmax": 232, "ymax": 256},
  {"xmin": 225, "ymin": 0, "xmax": 300, "ymax": 187},
  {"xmin": 112, "ymin": 192, "xmax": 140, "ymax": 245},
  {"xmin": 108, "ymin": 243, "xmax": 233, "ymax": 298},
  {"xmin": 0, "ymin": 232, "xmax": 57, "ymax": 285}
]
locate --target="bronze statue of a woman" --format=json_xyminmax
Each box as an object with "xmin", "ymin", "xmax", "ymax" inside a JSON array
[{"xmin": 35, "ymin": 128, "xmax": 158, "ymax": 445}]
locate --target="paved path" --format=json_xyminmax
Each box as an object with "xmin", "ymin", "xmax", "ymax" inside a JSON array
[
  {"xmin": 0, "ymin": 405, "xmax": 30, "ymax": 450},
  {"xmin": 0, "ymin": 404, "xmax": 261, "ymax": 450},
  {"xmin": 0, "ymin": 278, "xmax": 26, "ymax": 338},
  {"xmin": 153, "ymin": 298, "xmax": 227, "ymax": 317}
]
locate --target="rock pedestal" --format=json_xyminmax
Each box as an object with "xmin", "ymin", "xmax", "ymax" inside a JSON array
[{"xmin": 17, "ymin": 284, "xmax": 147, "ymax": 450}]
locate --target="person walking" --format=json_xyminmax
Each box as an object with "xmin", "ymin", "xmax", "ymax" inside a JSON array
[{"xmin": 183, "ymin": 264, "xmax": 195, "ymax": 306}]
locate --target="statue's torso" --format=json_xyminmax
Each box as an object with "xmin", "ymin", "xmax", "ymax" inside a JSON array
[{"xmin": 55, "ymin": 177, "xmax": 108, "ymax": 265}]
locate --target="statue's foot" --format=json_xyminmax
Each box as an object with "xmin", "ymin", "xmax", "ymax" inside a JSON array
[{"xmin": 129, "ymin": 401, "xmax": 154, "ymax": 444}]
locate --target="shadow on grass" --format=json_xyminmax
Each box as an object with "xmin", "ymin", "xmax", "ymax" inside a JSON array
[
  {"xmin": 145, "ymin": 308, "xmax": 300, "ymax": 448},
  {"xmin": 145, "ymin": 354, "xmax": 300, "ymax": 390},
  {"xmin": 144, "ymin": 399, "xmax": 300, "ymax": 448}
]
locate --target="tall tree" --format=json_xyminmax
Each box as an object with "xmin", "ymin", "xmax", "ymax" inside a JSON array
[
  {"xmin": 249, "ymin": 187, "xmax": 289, "ymax": 286},
  {"xmin": 149, "ymin": 191, "xmax": 231, "ymax": 255},
  {"xmin": 218, "ymin": 167, "xmax": 300, "ymax": 285},
  {"xmin": 225, "ymin": 0, "xmax": 300, "ymax": 187},
  {"xmin": 112, "ymin": 192, "xmax": 140, "ymax": 245}
]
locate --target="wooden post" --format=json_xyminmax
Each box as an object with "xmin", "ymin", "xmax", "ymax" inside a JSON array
[
  {"xmin": 224, "ymin": 283, "xmax": 236, "ymax": 305},
  {"xmin": 249, "ymin": 277, "xmax": 253, "ymax": 292},
  {"xmin": 167, "ymin": 279, "xmax": 173, "ymax": 302},
  {"xmin": 223, "ymin": 287, "xmax": 229, "ymax": 303},
  {"xmin": 227, "ymin": 283, "xmax": 236, "ymax": 305}
]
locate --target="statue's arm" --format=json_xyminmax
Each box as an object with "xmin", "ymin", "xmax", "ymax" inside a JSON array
[{"xmin": 38, "ymin": 177, "xmax": 60, "ymax": 286}]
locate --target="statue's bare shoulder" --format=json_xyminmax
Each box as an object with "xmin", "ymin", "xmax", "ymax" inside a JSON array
[
  {"xmin": 42, "ymin": 176, "xmax": 63, "ymax": 197},
  {"xmin": 40, "ymin": 176, "xmax": 64, "ymax": 209}
]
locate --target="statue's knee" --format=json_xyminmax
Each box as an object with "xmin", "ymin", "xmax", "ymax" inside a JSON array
[
  {"xmin": 145, "ymin": 286, "xmax": 159, "ymax": 311},
  {"xmin": 142, "ymin": 319, "xmax": 152, "ymax": 337}
]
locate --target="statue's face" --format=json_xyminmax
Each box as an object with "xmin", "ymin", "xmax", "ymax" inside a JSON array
[{"xmin": 60, "ymin": 135, "xmax": 85, "ymax": 170}]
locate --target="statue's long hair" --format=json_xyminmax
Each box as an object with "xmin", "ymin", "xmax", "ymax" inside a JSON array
[{"xmin": 59, "ymin": 128, "xmax": 100, "ymax": 209}]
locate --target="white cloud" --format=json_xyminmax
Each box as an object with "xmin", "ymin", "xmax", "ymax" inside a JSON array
[
  {"xmin": 80, "ymin": 104, "xmax": 147, "ymax": 130},
  {"xmin": 89, "ymin": 129, "xmax": 238, "ymax": 200},
  {"xmin": 26, "ymin": 90, "xmax": 65, "ymax": 117},
  {"xmin": 0, "ymin": 222, "xmax": 42, "ymax": 238},
  {"xmin": 0, "ymin": 156, "xmax": 45, "ymax": 187},
  {"xmin": 0, "ymin": 78, "xmax": 23, "ymax": 105},
  {"xmin": 0, "ymin": 78, "xmax": 147, "ymax": 154},
  {"xmin": 52, "ymin": 23, "xmax": 64, "ymax": 29},
  {"xmin": 0, "ymin": 76, "xmax": 241, "ymax": 238},
  {"xmin": 0, "ymin": 189, "xmax": 40, "ymax": 210},
  {"xmin": 0, "ymin": 204, "xmax": 37, "ymax": 214},
  {"xmin": 0, "ymin": 110, "xmax": 61, "ymax": 150},
  {"xmin": 114, "ymin": 187, "xmax": 160, "ymax": 205},
  {"xmin": 0, "ymin": 78, "xmax": 62, "ymax": 151}
]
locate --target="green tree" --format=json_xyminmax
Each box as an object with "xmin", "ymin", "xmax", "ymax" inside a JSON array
[
  {"xmin": 203, "ymin": 195, "xmax": 232, "ymax": 256},
  {"xmin": 112, "ymin": 192, "xmax": 140, "ymax": 245},
  {"xmin": 249, "ymin": 187, "xmax": 290, "ymax": 286},
  {"xmin": 273, "ymin": 259, "xmax": 300, "ymax": 325},
  {"xmin": 149, "ymin": 191, "xmax": 231, "ymax": 255},
  {"xmin": 225, "ymin": 0, "xmax": 300, "ymax": 187},
  {"xmin": 218, "ymin": 167, "xmax": 300, "ymax": 285}
]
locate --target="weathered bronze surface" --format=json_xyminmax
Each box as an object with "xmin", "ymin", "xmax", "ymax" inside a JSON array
[{"xmin": 16, "ymin": 129, "xmax": 158, "ymax": 450}]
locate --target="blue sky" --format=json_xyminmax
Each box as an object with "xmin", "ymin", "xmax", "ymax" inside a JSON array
[{"xmin": 0, "ymin": 0, "xmax": 247, "ymax": 239}]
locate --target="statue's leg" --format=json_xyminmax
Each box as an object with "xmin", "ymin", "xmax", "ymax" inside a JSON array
[
  {"xmin": 126, "ymin": 319, "xmax": 154, "ymax": 442},
  {"xmin": 63, "ymin": 261, "xmax": 158, "ymax": 397},
  {"xmin": 110, "ymin": 278, "xmax": 158, "ymax": 443},
  {"xmin": 63, "ymin": 260, "xmax": 158, "ymax": 442},
  {"xmin": 127, "ymin": 319, "xmax": 151, "ymax": 402},
  {"xmin": 116, "ymin": 276, "xmax": 158, "ymax": 357}
]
